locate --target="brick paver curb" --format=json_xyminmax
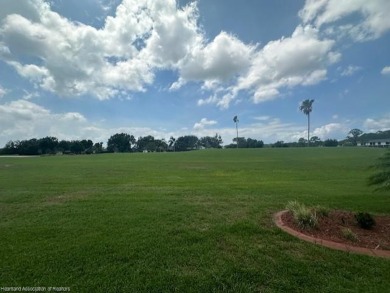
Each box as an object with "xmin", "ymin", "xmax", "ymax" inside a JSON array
[{"xmin": 274, "ymin": 210, "xmax": 390, "ymax": 259}]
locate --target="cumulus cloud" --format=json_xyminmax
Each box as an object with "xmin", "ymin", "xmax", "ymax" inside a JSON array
[
  {"xmin": 312, "ymin": 123, "xmax": 346, "ymax": 139},
  {"xmin": 175, "ymin": 32, "xmax": 255, "ymax": 87},
  {"xmin": 235, "ymin": 25, "xmax": 338, "ymax": 104},
  {"xmin": 0, "ymin": 85, "xmax": 7, "ymax": 98},
  {"xmin": 191, "ymin": 117, "xmax": 352, "ymax": 145},
  {"xmin": 300, "ymin": 0, "xmax": 390, "ymax": 41},
  {"xmin": 364, "ymin": 115, "xmax": 390, "ymax": 132},
  {"xmin": 340, "ymin": 65, "xmax": 361, "ymax": 76},
  {"xmin": 196, "ymin": 25, "xmax": 340, "ymax": 108},
  {"xmin": 0, "ymin": 0, "xmax": 44, "ymax": 22},
  {"xmin": 0, "ymin": 97, "xmax": 354, "ymax": 147},
  {"xmin": 0, "ymin": 99, "xmax": 88, "ymax": 144},
  {"xmin": 0, "ymin": 0, "xmax": 201, "ymax": 99},
  {"xmin": 0, "ymin": 99, "xmax": 201, "ymax": 147},
  {"xmin": 381, "ymin": 66, "xmax": 390, "ymax": 75},
  {"xmin": 241, "ymin": 117, "xmax": 307, "ymax": 144},
  {"xmin": 0, "ymin": 0, "xmax": 343, "ymax": 109},
  {"xmin": 22, "ymin": 90, "xmax": 39, "ymax": 100},
  {"xmin": 193, "ymin": 118, "xmax": 217, "ymax": 130},
  {"xmin": 253, "ymin": 116, "xmax": 271, "ymax": 121},
  {"xmin": 1, "ymin": 0, "xmax": 387, "ymax": 110}
]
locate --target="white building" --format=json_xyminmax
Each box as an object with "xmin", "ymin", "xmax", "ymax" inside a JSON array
[{"xmin": 358, "ymin": 139, "xmax": 390, "ymax": 147}]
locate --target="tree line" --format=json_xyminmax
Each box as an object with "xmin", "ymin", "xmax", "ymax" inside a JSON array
[
  {"xmin": 1, "ymin": 133, "xmax": 262, "ymax": 155},
  {"xmin": 2, "ymin": 127, "xmax": 381, "ymax": 156},
  {"xmin": 271, "ymin": 138, "xmax": 339, "ymax": 148}
]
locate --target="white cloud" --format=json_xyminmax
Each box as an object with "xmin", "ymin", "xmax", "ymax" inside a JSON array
[
  {"xmin": 60, "ymin": 112, "xmax": 87, "ymax": 123},
  {"xmin": 235, "ymin": 25, "xmax": 338, "ymax": 104},
  {"xmin": 0, "ymin": 99, "xmax": 168, "ymax": 146},
  {"xmin": 300, "ymin": 0, "xmax": 390, "ymax": 41},
  {"xmin": 197, "ymin": 95, "xmax": 219, "ymax": 107},
  {"xmin": 381, "ymin": 66, "xmax": 390, "ymax": 75},
  {"xmin": 0, "ymin": 85, "xmax": 7, "ymax": 98},
  {"xmin": 253, "ymin": 116, "xmax": 271, "ymax": 121},
  {"xmin": 0, "ymin": 0, "xmax": 202, "ymax": 99},
  {"xmin": 0, "ymin": 0, "xmax": 44, "ymax": 23},
  {"xmin": 193, "ymin": 118, "xmax": 217, "ymax": 130},
  {"xmin": 176, "ymin": 31, "xmax": 255, "ymax": 86},
  {"xmin": 0, "ymin": 97, "xmax": 355, "ymax": 147},
  {"xmin": 139, "ymin": 1, "xmax": 201, "ymax": 68},
  {"xmin": 22, "ymin": 90, "xmax": 39, "ymax": 100},
  {"xmin": 340, "ymin": 65, "xmax": 361, "ymax": 76},
  {"xmin": 364, "ymin": 115, "xmax": 390, "ymax": 132},
  {"xmin": 0, "ymin": 0, "xmax": 387, "ymax": 112},
  {"xmin": 243, "ymin": 118, "xmax": 305, "ymax": 143},
  {"xmin": 196, "ymin": 25, "xmax": 339, "ymax": 108},
  {"xmin": 0, "ymin": 100, "xmax": 88, "ymax": 144},
  {"xmin": 312, "ymin": 123, "xmax": 346, "ymax": 140},
  {"xmin": 0, "ymin": 100, "xmax": 221, "ymax": 147},
  {"xmin": 0, "ymin": 0, "xmax": 343, "ymax": 109}
]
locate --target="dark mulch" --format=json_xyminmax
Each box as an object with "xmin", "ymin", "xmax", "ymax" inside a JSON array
[{"xmin": 282, "ymin": 210, "xmax": 390, "ymax": 250}]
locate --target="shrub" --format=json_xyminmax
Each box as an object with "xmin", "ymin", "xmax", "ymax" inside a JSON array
[
  {"xmin": 286, "ymin": 201, "xmax": 301, "ymax": 213},
  {"xmin": 314, "ymin": 205, "xmax": 330, "ymax": 217},
  {"xmin": 354, "ymin": 212, "xmax": 376, "ymax": 229},
  {"xmin": 341, "ymin": 228, "xmax": 359, "ymax": 242},
  {"xmin": 286, "ymin": 201, "xmax": 318, "ymax": 230}
]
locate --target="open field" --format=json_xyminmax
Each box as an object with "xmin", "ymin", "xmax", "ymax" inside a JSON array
[{"xmin": 1, "ymin": 148, "xmax": 389, "ymax": 292}]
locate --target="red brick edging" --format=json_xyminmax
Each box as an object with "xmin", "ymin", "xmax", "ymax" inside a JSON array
[{"xmin": 274, "ymin": 210, "xmax": 390, "ymax": 259}]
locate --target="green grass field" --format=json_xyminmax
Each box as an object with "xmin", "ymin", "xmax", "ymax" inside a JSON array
[{"xmin": 1, "ymin": 148, "xmax": 389, "ymax": 292}]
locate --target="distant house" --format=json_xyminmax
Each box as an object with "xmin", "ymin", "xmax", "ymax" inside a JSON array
[{"xmin": 358, "ymin": 139, "xmax": 390, "ymax": 147}]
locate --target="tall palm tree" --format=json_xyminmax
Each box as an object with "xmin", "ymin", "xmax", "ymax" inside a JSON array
[
  {"xmin": 299, "ymin": 99, "xmax": 314, "ymax": 146},
  {"xmin": 168, "ymin": 136, "xmax": 176, "ymax": 152},
  {"xmin": 233, "ymin": 115, "xmax": 239, "ymax": 148}
]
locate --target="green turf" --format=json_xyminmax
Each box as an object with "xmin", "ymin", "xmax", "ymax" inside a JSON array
[{"xmin": 1, "ymin": 148, "xmax": 389, "ymax": 292}]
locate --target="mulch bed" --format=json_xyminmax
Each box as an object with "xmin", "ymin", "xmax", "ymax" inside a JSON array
[{"xmin": 281, "ymin": 210, "xmax": 390, "ymax": 250}]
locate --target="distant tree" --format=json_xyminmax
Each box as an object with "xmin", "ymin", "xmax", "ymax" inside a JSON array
[
  {"xmin": 18, "ymin": 139, "xmax": 40, "ymax": 155},
  {"xmin": 136, "ymin": 135, "xmax": 156, "ymax": 152},
  {"xmin": 323, "ymin": 139, "xmax": 339, "ymax": 147},
  {"xmin": 226, "ymin": 137, "xmax": 263, "ymax": 148},
  {"xmin": 155, "ymin": 139, "xmax": 168, "ymax": 152},
  {"xmin": 1, "ymin": 141, "xmax": 18, "ymax": 155},
  {"xmin": 93, "ymin": 142, "xmax": 104, "ymax": 153},
  {"xmin": 298, "ymin": 137, "xmax": 307, "ymax": 147},
  {"xmin": 200, "ymin": 134, "xmax": 223, "ymax": 149},
  {"xmin": 58, "ymin": 140, "xmax": 71, "ymax": 153},
  {"xmin": 347, "ymin": 129, "xmax": 364, "ymax": 146},
  {"xmin": 310, "ymin": 136, "xmax": 322, "ymax": 147},
  {"xmin": 272, "ymin": 141, "xmax": 288, "ymax": 148},
  {"xmin": 246, "ymin": 138, "xmax": 264, "ymax": 148},
  {"xmin": 299, "ymin": 99, "xmax": 314, "ymax": 146},
  {"xmin": 80, "ymin": 139, "xmax": 93, "ymax": 153},
  {"xmin": 233, "ymin": 137, "xmax": 247, "ymax": 148},
  {"xmin": 215, "ymin": 133, "xmax": 223, "ymax": 147},
  {"xmin": 368, "ymin": 150, "xmax": 390, "ymax": 191},
  {"xmin": 107, "ymin": 133, "xmax": 135, "ymax": 152},
  {"xmin": 70, "ymin": 140, "xmax": 84, "ymax": 154},
  {"xmin": 168, "ymin": 136, "xmax": 176, "ymax": 152},
  {"xmin": 233, "ymin": 115, "xmax": 239, "ymax": 149},
  {"xmin": 38, "ymin": 136, "xmax": 58, "ymax": 154},
  {"xmin": 175, "ymin": 135, "xmax": 199, "ymax": 151}
]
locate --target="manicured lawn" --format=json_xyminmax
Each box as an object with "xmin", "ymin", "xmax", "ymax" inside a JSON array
[{"xmin": 1, "ymin": 148, "xmax": 389, "ymax": 292}]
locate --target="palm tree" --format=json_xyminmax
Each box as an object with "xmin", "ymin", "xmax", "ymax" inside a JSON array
[
  {"xmin": 168, "ymin": 136, "xmax": 176, "ymax": 152},
  {"xmin": 299, "ymin": 99, "xmax": 314, "ymax": 146},
  {"xmin": 233, "ymin": 115, "xmax": 239, "ymax": 148}
]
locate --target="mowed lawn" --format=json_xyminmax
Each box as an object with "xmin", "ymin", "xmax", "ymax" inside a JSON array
[{"xmin": 1, "ymin": 148, "xmax": 389, "ymax": 292}]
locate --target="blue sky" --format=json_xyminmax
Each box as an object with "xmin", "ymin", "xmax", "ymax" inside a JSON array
[{"xmin": 0, "ymin": 0, "xmax": 389, "ymax": 146}]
